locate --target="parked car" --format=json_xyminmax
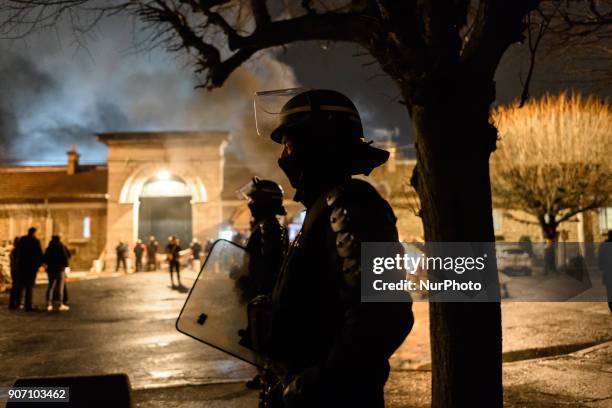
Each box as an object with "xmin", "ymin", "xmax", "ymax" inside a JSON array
[{"xmin": 497, "ymin": 246, "xmax": 532, "ymax": 276}]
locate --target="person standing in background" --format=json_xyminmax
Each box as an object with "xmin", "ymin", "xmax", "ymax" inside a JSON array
[
  {"xmin": 115, "ymin": 241, "xmax": 128, "ymax": 273},
  {"xmin": 166, "ymin": 236, "xmax": 182, "ymax": 288},
  {"xmin": 190, "ymin": 238, "xmax": 202, "ymax": 269},
  {"xmin": 134, "ymin": 239, "xmax": 145, "ymax": 272},
  {"xmin": 146, "ymin": 235, "xmax": 158, "ymax": 271},
  {"xmin": 8, "ymin": 237, "xmax": 20, "ymax": 310},
  {"xmin": 43, "ymin": 235, "xmax": 70, "ymax": 311},
  {"xmin": 12, "ymin": 227, "xmax": 43, "ymax": 311},
  {"xmin": 598, "ymin": 231, "xmax": 612, "ymax": 314}
]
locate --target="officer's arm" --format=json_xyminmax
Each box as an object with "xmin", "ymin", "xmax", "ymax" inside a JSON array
[{"xmin": 327, "ymin": 190, "xmax": 412, "ymax": 370}]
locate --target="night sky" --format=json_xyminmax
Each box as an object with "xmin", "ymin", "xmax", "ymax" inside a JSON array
[{"xmin": 0, "ymin": 13, "xmax": 609, "ymax": 166}]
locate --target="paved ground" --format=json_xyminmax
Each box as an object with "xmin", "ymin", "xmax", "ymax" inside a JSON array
[
  {"xmin": 1, "ymin": 270, "xmax": 611, "ymax": 407},
  {"xmin": 0, "ymin": 270, "xmax": 255, "ymax": 390}
]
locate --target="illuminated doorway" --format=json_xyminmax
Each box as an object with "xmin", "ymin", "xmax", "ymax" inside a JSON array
[{"xmin": 138, "ymin": 171, "xmax": 192, "ymax": 247}]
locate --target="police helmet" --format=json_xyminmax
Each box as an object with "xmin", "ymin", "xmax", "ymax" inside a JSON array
[
  {"xmin": 270, "ymin": 89, "xmax": 363, "ymax": 144},
  {"xmin": 239, "ymin": 177, "xmax": 286, "ymax": 215},
  {"xmin": 270, "ymin": 89, "xmax": 389, "ymax": 175}
]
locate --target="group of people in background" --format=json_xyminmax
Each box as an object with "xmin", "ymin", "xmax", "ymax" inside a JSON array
[
  {"xmin": 114, "ymin": 234, "xmax": 207, "ymax": 289},
  {"xmin": 8, "ymin": 227, "xmax": 71, "ymax": 312}
]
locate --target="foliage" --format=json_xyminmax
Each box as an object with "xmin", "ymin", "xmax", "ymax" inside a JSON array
[{"xmin": 491, "ymin": 93, "xmax": 612, "ymax": 238}]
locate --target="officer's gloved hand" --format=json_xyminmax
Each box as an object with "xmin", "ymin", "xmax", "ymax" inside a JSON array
[
  {"xmin": 249, "ymin": 294, "xmax": 271, "ymax": 308},
  {"xmin": 282, "ymin": 369, "xmax": 319, "ymax": 408},
  {"xmin": 282, "ymin": 376, "xmax": 307, "ymax": 408}
]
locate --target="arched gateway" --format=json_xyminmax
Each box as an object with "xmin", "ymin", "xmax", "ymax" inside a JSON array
[{"xmin": 98, "ymin": 131, "xmax": 229, "ymax": 270}]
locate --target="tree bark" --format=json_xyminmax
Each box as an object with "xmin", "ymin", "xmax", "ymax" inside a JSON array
[
  {"xmin": 540, "ymin": 220, "xmax": 559, "ymax": 241},
  {"xmin": 407, "ymin": 77, "xmax": 503, "ymax": 407}
]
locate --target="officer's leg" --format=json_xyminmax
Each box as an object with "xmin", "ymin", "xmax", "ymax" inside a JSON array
[{"xmin": 176, "ymin": 262, "xmax": 181, "ymax": 286}]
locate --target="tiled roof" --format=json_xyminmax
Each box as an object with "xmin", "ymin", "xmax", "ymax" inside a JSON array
[
  {"xmin": 97, "ymin": 131, "xmax": 229, "ymax": 145},
  {"xmin": 0, "ymin": 165, "xmax": 108, "ymax": 203}
]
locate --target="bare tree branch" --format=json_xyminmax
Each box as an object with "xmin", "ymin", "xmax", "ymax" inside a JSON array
[{"xmin": 518, "ymin": 2, "xmax": 560, "ymax": 107}]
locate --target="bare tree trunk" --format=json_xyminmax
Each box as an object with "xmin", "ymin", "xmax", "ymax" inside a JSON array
[
  {"xmin": 408, "ymin": 80, "xmax": 503, "ymax": 407},
  {"xmin": 540, "ymin": 220, "xmax": 559, "ymax": 241}
]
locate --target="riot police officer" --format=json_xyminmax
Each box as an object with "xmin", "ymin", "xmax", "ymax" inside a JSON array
[
  {"xmin": 242, "ymin": 177, "xmax": 289, "ymax": 298},
  {"xmin": 263, "ymin": 89, "xmax": 414, "ymax": 407},
  {"xmin": 239, "ymin": 177, "xmax": 289, "ymax": 391}
]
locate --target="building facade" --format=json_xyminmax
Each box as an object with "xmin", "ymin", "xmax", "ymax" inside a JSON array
[{"xmin": 0, "ymin": 133, "xmax": 608, "ymax": 271}]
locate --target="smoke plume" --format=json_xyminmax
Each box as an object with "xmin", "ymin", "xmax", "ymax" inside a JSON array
[{"xmin": 0, "ymin": 14, "xmax": 297, "ymax": 184}]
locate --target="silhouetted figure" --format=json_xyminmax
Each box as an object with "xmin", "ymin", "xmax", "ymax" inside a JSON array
[
  {"xmin": 240, "ymin": 178, "xmax": 288, "ymax": 300},
  {"xmin": 43, "ymin": 235, "xmax": 70, "ymax": 311},
  {"xmin": 166, "ymin": 236, "xmax": 182, "ymax": 287},
  {"xmin": 8, "ymin": 237, "xmax": 20, "ymax": 309},
  {"xmin": 238, "ymin": 177, "xmax": 288, "ymax": 390},
  {"xmin": 12, "ymin": 227, "xmax": 43, "ymax": 311},
  {"xmin": 599, "ymin": 231, "xmax": 612, "ymax": 313},
  {"xmin": 115, "ymin": 241, "xmax": 128, "ymax": 273},
  {"xmin": 260, "ymin": 89, "xmax": 413, "ymax": 406},
  {"xmin": 134, "ymin": 239, "xmax": 145, "ymax": 272},
  {"xmin": 204, "ymin": 239, "xmax": 214, "ymax": 256},
  {"xmin": 190, "ymin": 238, "xmax": 202, "ymax": 267},
  {"xmin": 146, "ymin": 236, "xmax": 158, "ymax": 271}
]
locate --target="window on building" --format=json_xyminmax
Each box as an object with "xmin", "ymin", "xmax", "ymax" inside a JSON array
[
  {"xmin": 600, "ymin": 208, "xmax": 612, "ymax": 233},
  {"xmin": 83, "ymin": 216, "xmax": 91, "ymax": 239},
  {"xmin": 493, "ymin": 209, "xmax": 503, "ymax": 234}
]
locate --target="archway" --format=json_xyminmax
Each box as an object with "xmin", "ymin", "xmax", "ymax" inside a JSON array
[{"xmin": 138, "ymin": 171, "xmax": 192, "ymax": 247}]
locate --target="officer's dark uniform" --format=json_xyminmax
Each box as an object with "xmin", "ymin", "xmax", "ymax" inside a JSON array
[
  {"xmin": 262, "ymin": 89, "xmax": 413, "ymax": 407},
  {"xmin": 246, "ymin": 217, "xmax": 288, "ymax": 297},
  {"xmin": 240, "ymin": 178, "xmax": 289, "ymax": 392},
  {"xmin": 242, "ymin": 178, "xmax": 289, "ymax": 298}
]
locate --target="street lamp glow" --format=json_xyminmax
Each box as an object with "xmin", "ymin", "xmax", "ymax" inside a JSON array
[{"xmin": 156, "ymin": 169, "xmax": 171, "ymax": 181}]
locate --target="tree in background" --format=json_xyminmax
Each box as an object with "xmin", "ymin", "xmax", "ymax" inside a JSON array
[{"xmin": 492, "ymin": 93, "xmax": 612, "ymax": 241}]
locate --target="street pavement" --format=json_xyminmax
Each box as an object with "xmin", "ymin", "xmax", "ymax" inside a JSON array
[{"xmin": 0, "ymin": 270, "xmax": 611, "ymax": 407}]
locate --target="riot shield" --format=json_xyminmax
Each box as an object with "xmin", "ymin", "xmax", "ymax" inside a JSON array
[{"xmin": 176, "ymin": 239, "xmax": 263, "ymax": 367}]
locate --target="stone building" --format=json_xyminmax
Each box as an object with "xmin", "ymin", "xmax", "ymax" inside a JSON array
[
  {"xmin": 0, "ymin": 147, "xmax": 107, "ymax": 270},
  {"xmin": 0, "ymin": 133, "xmax": 609, "ymax": 271},
  {"xmin": 0, "ymin": 132, "xmax": 255, "ymax": 270}
]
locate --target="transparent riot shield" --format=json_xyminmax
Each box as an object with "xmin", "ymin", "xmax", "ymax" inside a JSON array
[{"xmin": 176, "ymin": 239, "xmax": 263, "ymax": 367}]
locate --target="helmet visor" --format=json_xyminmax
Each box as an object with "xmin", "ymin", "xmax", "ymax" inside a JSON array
[
  {"xmin": 236, "ymin": 177, "xmax": 285, "ymax": 201},
  {"xmin": 253, "ymin": 87, "xmax": 310, "ymax": 140},
  {"xmin": 236, "ymin": 177, "xmax": 260, "ymax": 200}
]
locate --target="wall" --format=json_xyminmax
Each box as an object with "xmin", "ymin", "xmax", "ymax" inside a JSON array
[
  {"xmin": 0, "ymin": 202, "xmax": 107, "ymax": 270},
  {"xmin": 101, "ymin": 132, "xmax": 228, "ymax": 270}
]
